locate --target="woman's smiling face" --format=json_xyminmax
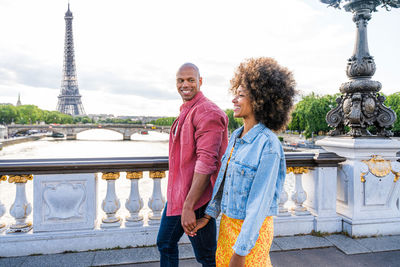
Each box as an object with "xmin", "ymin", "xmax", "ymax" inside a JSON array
[{"xmin": 232, "ymin": 86, "xmax": 254, "ymax": 119}]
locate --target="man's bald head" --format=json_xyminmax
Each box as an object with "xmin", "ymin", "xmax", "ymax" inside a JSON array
[
  {"xmin": 176, "ymin": 63, "xmax": 202, "ymax": 102},
  {"xmin": 177, "ymin": 63, "xmax": 201, "ymax": 79}
]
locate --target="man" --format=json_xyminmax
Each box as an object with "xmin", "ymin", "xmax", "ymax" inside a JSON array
[{"xmin": 157, "ymin": 63, "xmax": 228, "ymax": 266}]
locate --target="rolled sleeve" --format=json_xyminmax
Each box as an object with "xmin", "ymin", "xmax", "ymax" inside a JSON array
[
  {"xmin": 194, "ymin": 160, "xmax": 214, "ymax": 175},
  {"xmin": 233, "ymin": 152, "xmax": 282, "ymax": 256},
  {"xmin": 194, "ymin": 111, "xmax": 227, "ymax": 175}
]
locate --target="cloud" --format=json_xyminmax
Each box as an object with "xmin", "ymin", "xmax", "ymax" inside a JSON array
[
  {"xmin": 0, "ymin": 0, "xmax": 398, "ymax": 116},
  {"xmin": 79, "ymin": 70, "xmax": 176, "ymax": 100},
  {"xmin": 0, "ymin": 50, "xmax": 177, "ymax": 101},
  {"xmin": 0, "ymin": 51, "xmax": 60, "ymax": 90}
]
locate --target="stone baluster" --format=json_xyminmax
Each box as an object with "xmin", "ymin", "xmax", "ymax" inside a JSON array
[
  {"xmin": 0, "ymin": 175, "xmax": 7, "ymax": 232},
  {"xmin": 7, "ymin": 174, "xmax": 33, "ymax": 233},
  {"xmin": 125, "ymin": 171, "xmax": 144, "ymax": 227},
  {"xmin": 277, "ymin": 182, "xmax": 290, "ymax": 217},
  {"xmin": 148, "ymin": 170, "xmax": 166, "ymax": 225},
  {"xmin": 101, "ymin": 172, "xmax": 121, "ymax": 228},
  {"xmin": 287, "ymin": 167, "xmax": 311, "ymax": 216}
]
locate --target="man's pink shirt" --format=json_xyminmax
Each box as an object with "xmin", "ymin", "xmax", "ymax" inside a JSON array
[{"xmin": 167, "ymin": 91, "xmax": 228, "ymax": 216}]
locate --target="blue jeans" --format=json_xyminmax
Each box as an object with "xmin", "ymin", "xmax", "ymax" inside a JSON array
[{"xmin": 157, "ymin": 203, "xmax": 216, "ymax": 267}]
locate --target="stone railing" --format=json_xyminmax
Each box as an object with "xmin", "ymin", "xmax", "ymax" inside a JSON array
[{"xmin": 0, "ymin": 151, "xmax": 345, "ymax": 257}]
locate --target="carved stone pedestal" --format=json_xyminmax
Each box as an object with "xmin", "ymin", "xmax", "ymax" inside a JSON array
[
  {"xmin": 33, "ymin": 173, "xmax": 97, "ymax": 232},
  {"xmin": 317, "ymin": 137, "xmax": 400, "ymax": 236},
  {"xmin": 302, "ymin": 153, "xmax": 343, "ymax": 233}
]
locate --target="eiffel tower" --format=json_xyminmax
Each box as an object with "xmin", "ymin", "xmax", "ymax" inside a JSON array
[{"xmin": 56, "ymin": 4, "xmax": 85, "ymax": 116}]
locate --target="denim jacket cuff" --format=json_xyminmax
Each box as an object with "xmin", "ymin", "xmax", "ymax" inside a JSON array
[
  {"xmin": 205, "ymin": 206, "xmax": 219, "ymax": 219},
  {"xmin": 232, "ymin": 243, "xmax": 250, "ymax": 256}
]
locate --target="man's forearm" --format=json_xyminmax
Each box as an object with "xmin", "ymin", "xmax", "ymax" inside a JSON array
[{"xmin": 183, "ymin": 172, "xmax": 211, "ymax": 210}]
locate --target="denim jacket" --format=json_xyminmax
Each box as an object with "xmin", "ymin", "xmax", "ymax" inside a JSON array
[{"xmin": 205, "ymin": 123, "xmax": 286, "ymax": 256}]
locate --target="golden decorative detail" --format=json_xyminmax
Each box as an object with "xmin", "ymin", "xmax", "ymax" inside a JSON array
[
  {"xmin": 360, "ymin": 172, "xmax": 367, "ymax": 183},
  {"xmin": 391, "ymin": 170, "xmax": 400, "ymax": 183},
  {"xmin": 286, "ymin": 167, "xmax": 309, "ymax": 174},
  {"xmin": 102, "ymin": 172, "xmax": 120, "ymax": 180},
  {"xmin": 149, "ymin": 171, "xmax": 166, "ymax": 179},
  {"xmin": 126, "ymin": 171, "xmax": 143, "ymax": 179},
  {"xmin": 0, "ymin": 175, "xmax": 7, "ymax": 182},
  {"xmin": 10, "ymin": 222, "xmax": 32, "ymax": 229},
  {"xmin": 362, "ymin": 155, "xmax": 391, "ymax": 177},
  {"xmin": 8, "ymin": 174, "xmax": 33, "ymax": 183}
]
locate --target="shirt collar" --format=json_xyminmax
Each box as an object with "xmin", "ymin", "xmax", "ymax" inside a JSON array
[
  {"xmin": 179, "ymin": 91, "xmax": 204, "ymax": 112},
  {"xmin": 236, "ymin": 123, "xmax": 266, "ymax": 143}
]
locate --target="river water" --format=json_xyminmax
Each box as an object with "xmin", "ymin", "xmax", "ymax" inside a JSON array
[
  {"xmin": 0, "ymin": 130, "xmax": 170, "ymax": 225},
  {"xmin": 0, "ymin": 129, "xmax": 294, "ymax": 226}
]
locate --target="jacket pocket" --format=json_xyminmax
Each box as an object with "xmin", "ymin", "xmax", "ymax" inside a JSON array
[{"xmin": 232, "ymin": 162, "xmax": 256, "ymax": 209}]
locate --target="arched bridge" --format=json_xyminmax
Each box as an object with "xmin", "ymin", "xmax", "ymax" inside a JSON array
[{"xmin": 7, "ymin": 124, "xmax": 171, "ymax": 140}]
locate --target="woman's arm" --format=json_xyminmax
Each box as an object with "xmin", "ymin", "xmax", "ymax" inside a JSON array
[{"xmin": 229, "ymin": 253, "xmax": 245, "ymax": 267}]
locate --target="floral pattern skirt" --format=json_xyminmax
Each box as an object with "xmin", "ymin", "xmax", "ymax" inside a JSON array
[{"xmin": 216, "ymin": 214, "xmax": 274, "ymax": 267}]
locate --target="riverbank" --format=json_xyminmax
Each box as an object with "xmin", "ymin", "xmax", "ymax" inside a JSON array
[{"xmin": 0, "ymin": 134, "xmax": 46, "ymax": 149}]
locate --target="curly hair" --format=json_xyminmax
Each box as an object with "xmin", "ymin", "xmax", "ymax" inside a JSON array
[{"xmin": 230, "ymin": 57, "xmax": 296, "ymax": 131}]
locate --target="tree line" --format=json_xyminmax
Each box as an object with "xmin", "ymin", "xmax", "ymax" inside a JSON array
[
  {"xmin": 0, "ymin": 105, "xmax": 147, "ymax": 125},
  {"xmin": 288, "ymin": 92, "xmax": 400, "ymax": 138},
  {"xmin": 2, "ymin": 92, "xmax": 400, "ymax": 137},
  {"xmin": 0, "ymin": 104, "xmax": 94, "ymax": 124}
]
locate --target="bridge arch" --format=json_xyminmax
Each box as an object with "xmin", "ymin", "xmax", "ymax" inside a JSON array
[
  {"xmin": 8, "ymin": 128, "xmax": 32, "ymax": 137},
  {"xmin": 73, "ymin": 128, "xmax": 140, "ymax": 140}
]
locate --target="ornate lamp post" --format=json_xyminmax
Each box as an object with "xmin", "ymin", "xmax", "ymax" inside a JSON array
[
  {"xmin": 317, "ymin": 0, "xmax": 400, "ymax": 237},
  {"xmin": 321, "ymin": 0, "xmax": 399, "ymax": 137}
]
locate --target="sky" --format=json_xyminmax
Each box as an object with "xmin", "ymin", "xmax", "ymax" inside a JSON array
[{"xmin": 0, "ymin": 0, "xmax": 399, "ymax": 117}]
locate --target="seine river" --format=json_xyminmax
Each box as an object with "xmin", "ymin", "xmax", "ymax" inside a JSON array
[
  {"xmin": 0, "ymin": 129, "xmax": 294, "ymax": 226},
  {"xmin": 0, "ymin": 130, "xmax": 170, "ymax": 225}
]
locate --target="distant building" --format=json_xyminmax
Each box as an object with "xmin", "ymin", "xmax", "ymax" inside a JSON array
[
  {"xmin": 116, "ymin": 116, "xmax": 164, "ymax": 123},
  {"xmin": 87, "ymin": 114, "xmax": 115, "ymax": 122},
  {"xmin": 16, "ymin": 93, "xmax": 22, "ymax": 106},
  {"xmin": 0, "ymin": 125, "xmax": 6, "ymax": 139},
  {"xmin": 86, "ymin": 114, "xmax": 165, "ymax": 123}
]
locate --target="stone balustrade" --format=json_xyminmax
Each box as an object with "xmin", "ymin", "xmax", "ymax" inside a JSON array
[{"xmin": 0, "ymin": 151, "xmax": 345, "ymax": 257}]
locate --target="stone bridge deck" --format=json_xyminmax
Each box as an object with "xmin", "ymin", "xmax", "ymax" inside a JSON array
[{"xmin": 2, "ymin": 234, "xmax": 400, "ymax": 267}]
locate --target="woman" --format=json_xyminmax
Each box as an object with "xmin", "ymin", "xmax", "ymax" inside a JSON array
[{"xmin": 190, "ymin": 57, "xmax": 296, "ymax": 266}]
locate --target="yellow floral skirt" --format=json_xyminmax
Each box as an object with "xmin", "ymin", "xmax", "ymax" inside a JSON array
[{"xmin": 216, "ymin": 214, "xmax": 274, "ymax": 267}]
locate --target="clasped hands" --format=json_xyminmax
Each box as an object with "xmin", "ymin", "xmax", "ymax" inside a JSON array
[
  {"xmin": 181, "ymin": 208, "xmax": 246, "ymax": 267},
  {"xmin": 181, "ymin": 208, "xmax": 211, "ymax": 237}
]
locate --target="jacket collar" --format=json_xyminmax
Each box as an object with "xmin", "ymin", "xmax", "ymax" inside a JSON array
[
  {"xmin": 171, "ymin": 91, "xmax": 205, "ymax": 144},
  {"xmin": 179, "ymin": 91, "xmax": 204, "ymax": 112},
  {"xmin": 235, "ymin": 123, "xmax": 266, "ymax": 143}
]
